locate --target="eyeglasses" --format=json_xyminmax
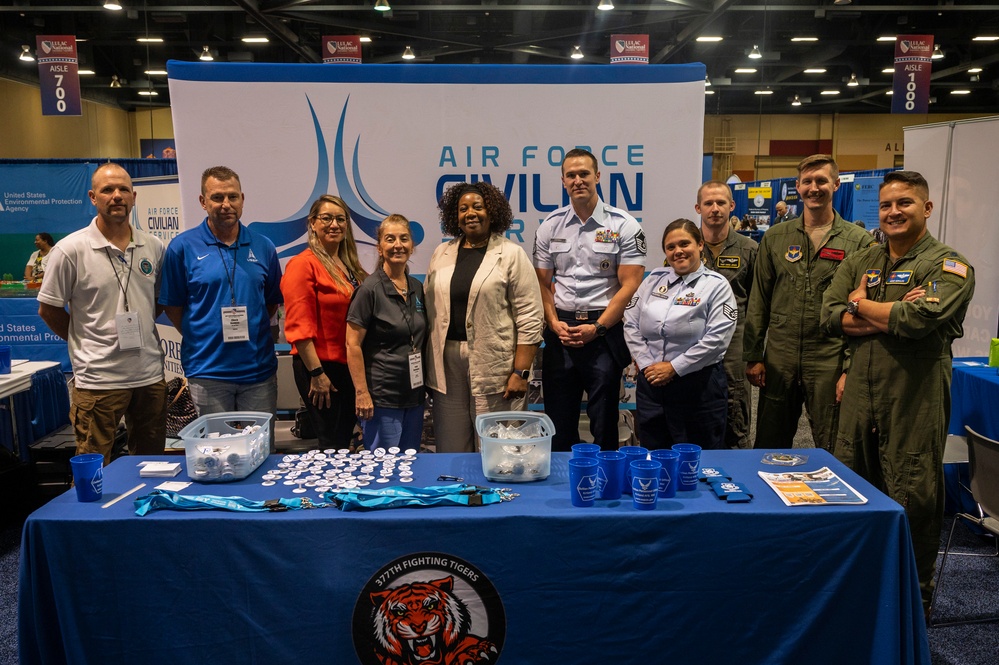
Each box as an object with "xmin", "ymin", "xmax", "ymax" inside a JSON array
[{"xmin": 314, "ymin": 214, "xmax": 347, "ymax": 225}]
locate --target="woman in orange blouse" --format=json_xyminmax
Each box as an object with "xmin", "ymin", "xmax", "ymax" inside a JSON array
[{"xmin": 281, "ymin": 195, "xmax": 368, "ymax": 448}]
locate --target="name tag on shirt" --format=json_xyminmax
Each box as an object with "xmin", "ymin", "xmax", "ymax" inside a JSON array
[
  {"xmin": 716, "ymin": 256, "xmax": 741, "ymax": 270},
  {"xmin": 221, "ymin": 306, "xmax": 250, "ymax": 342},
  {"xmin": 409, "ymin": 352, "xmax": 424, "ymax": 389},
  {"xmin": 887, "ymin": 271, "xmax": 912, "ymax": 285},
  {"xmin": 549, "ymin": 239, "xmax": 570, "ymax": 254},
  {"xmin": 115, "ymin": 312, "xmax": 142, "ymax": 350}
]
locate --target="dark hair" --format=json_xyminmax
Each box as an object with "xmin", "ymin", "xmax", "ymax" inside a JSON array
[
  {"xmin": 661, "ymin": 218, "xmax": 702, "ymax": 250},
  {"xmin": 437, "ymin": 181, "xmax": 513, "ymax": 237},
  {"xmin": 696, "ymin": 180, "xmax": 733, "ymax": 205},
  {"xmin": 561, "ymin": 148, "xmax": 599, "ymax": 174},
  {"xmin": 201, "ymin": 166, "xmax": 241, "ymax": 193},
  {"xmin": 797, "ymin": 154, "xmax": 839, "ymax": 179},
  {"xmin": 37, "ymin": 232, "xmax": 55, "ymax": 247},
  {"xmin": 880, "ymin": 170, "xmax": 929, "ymax": 198},
  {"xmin": 854, "ymin": 220, "xmax": 866, "ymax": 228}
]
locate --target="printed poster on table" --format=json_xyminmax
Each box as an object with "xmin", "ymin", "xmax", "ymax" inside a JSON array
[{"xmin": 758, "ymin": 467, "xmax": 869, "ymax": 506}]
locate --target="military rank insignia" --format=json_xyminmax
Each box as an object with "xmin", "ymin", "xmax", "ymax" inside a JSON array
[
  {"xmin": 785, "ymin": 245, "xmax": 802, "ymax": 262},
  {"xmin": 864, "ymin": 269, "xmax": 881, "ymax": 287}
]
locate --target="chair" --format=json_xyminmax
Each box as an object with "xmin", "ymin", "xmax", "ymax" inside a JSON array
[{"xmin": 928, "ymin": 425, "xmax": 999, "ymax": 627}]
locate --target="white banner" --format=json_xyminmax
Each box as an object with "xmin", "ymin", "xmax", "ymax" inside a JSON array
[{"xmin": 166, "ymin": 63, "xmax": 705, "ymax": 275}]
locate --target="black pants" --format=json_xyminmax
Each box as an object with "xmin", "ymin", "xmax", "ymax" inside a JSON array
[
  {"xmin": 635, "ymin": 362, "xmax": 728, "ymax": 450},
  {"xmin": 292, "ymin": 356, "xmax": 356, "ymax": 449}
]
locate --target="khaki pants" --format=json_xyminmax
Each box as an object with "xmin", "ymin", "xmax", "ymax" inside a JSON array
[{"xmin": 71, "ymin": 380, "xmax": 168, "ymax": 464}]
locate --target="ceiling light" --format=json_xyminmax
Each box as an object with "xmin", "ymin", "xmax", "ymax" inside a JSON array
[
  {"xmin": 968, "ymin": 67, "xmax": 983, "ymax": 73},
  {"xmin": 803, "ymin": 68, "xmax": 826, "ymax": 74},
  {"xmin": 748, "ymin": 45, "xmax": 762, "ymax": 59},
  {"xmin": 970, "ymin": 74, "xmax": 980, "ymax": 82},
  {"xmin": 932, "ymin": 44, "xmax": 944, "ymax": 60},
  {"xmin": 951, "ymin": 89, "xmax": 972, "ymax": 95},
  {"xmin": 78, "ymin": 69, "xmax": 95, "ymax": 75},
  {"xmin": 402, "ymin": 46, "xmax": 415, "ymax": 60},
  {"xmin": 847, "ymin": 73, "xmax": 859, "ymax": 87},
  {"xmin": 242, "ymin": 37, "xmax": 269, "ymax": 44},
  {"xmin": 199, "ymin": 46, "xmax": 213, "ymax": 61},
  {"xmin": 144, "ymin": 69, "xmax": 168, "ymax": 76},
  {"xmin": 103, "ymin": 1, "xmax": 122, "ymax": 10},
  {"xmin": 18, "ymin": 45, "xmax": 34, "ymax": 62},
  {"xmin": 882, "ymin": 68, "xmax": 894, "ymax": 74},
  {"xmin": 791, "ymin": 94, "xmax": 802, "ymax": 106},
  {"xmin": 571, "ymin": 46, "xmax": 584, "ymax": 60},
  {"xmin": 886, "ymin": 91, "xmax": 893, "ymax": 95},
  {"xmin": 877, "ymin": 36, "xmax": 897, "ymax": 43},
  {"xmin": 972, "ymin": 36, "xmax": 999, "ymax": 42},
  {"xmin": 696, "ymin": 36, "xmax": 723, "ymax": 43},
  {"xmin": 110, "ymin": 75, "xmax": 122, "ymax": 89},
  {"xmin": 833, "ymin": 0, "xmax": 853, "ymax": 5},
  {"xmin": 705, "ymin": 90, "xmax": 715, "ymax": 95},
  {"xmin": 820, "ymin": 90, "xmax": 840, "ymax": 95},
  {"xmin": 374, "ymin": 0, "xmax": 391, "ymax": 11},
  {"xmin": 791, "ymin": 37, "xmax": 818, "ymax": 43},
  {"xmin": 360, "ymin": 37, "xmax": 372, "ymax": 43},
  {"xmin": 734, "ymin": 68, "xmax": 757, "ymax": 74},
  {"xmin": 137, "ymin": 37, "xmax": 163, "ymax": 44},
  {"xmin": 704, "ymin": 75, "xmax": 711, "ymax": 87},
  {"xmin": 754, "ymin": 90, "xmax": 773, "ymax": 95},
  {"xmin": 138, "ymin": 90, "xmax": 158, "ymax": 96},
  {"xmin": 597, "ymin": 0, "xmax": 614, "ymax": 10}
]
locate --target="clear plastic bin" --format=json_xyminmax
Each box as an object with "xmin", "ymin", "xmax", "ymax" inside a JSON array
[
  {"xmin": 179, "ymin": 411, "xmax": 272, "ymax": 483},
  {"xmin": 475, "ymin": 411, "xmax": 554, "ymax": 482}
]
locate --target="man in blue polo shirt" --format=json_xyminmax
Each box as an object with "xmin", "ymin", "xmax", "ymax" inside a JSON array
[{"xmin": 160, "ymin": 165, "xmax": 283, "ymax": 415}]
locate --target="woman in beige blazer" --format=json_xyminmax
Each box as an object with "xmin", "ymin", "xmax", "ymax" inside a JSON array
[{"xmin": 426, "ymin": 182, "xmax": 544, "ymax": 452}]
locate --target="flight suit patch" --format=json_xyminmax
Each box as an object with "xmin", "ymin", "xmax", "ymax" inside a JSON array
[
  {"xmin": 818, "ymin": 247, "xmax": 845, "ymax": 261},
  {"xmin": 785, "ymin": 245, "xmax": 802, "ymax": 262},
  {"xmin": 716, "ymin": 256, "xmax": 741, "ymax": 270},
  {"xmin": 887, "ymin": 271, "xmax": 912, "ymax": 285},
  {"xmin": 942, "ymin": 258, "xmax": 969, "ymax": 279},
  {"xmin": 865, "ymin": 269, "xmax": 881, "ymax": 287}
]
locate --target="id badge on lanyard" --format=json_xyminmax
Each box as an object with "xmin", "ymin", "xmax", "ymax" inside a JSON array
[
  {"xmin": 221, "ymin": 306, "xmax": 250, "ymax": 342},
  {"xmin": 409, "ymin": 352, "xmax": 424, "ymax": 389},
  {"xmin": 115, "ymin": 312, "xmax": 142, "ymax": 349}
]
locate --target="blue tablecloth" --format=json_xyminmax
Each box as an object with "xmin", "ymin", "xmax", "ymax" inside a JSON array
[
  {"xmin": 949, "ymin": 358, "xmax": 999, "ymax": 439},
  {"xmin": 0, "ymin": 362, "xmax": 69, "ymax": 459},
  {"xmin": 19, "ymin": 450, "xmax": 928, "ymax": 665}
]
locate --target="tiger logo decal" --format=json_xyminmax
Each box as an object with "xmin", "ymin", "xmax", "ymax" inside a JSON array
[{"xmin": 354, "ymin": 553, "xmax": 506, "ymax": 665}]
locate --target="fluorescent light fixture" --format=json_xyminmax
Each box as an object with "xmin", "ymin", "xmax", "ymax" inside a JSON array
[
  {"xmin": 360, "ymin": 36, "xmax": 372, "ymax": 43},
  {"xmin": 972, "ymin": 36, "xmax": 999, "ymax": 42},
  {"xmin": 951, "ymin": 89, "xmax": 972, "ymax": 95},
  {"xmin": 570, "ymin": 45, "xmax": 584, "ymax": 60},
  {"xmin": 820, "ymin": 90, "xmax": 840, "ymax": 95},
  {"xmin": 882, "ymin": 68, "xmax": 894, "ymax": 74},
  {"xmin": 199, "ymin": 46, "xmax": 213, "ymax": 61},
  {"xmin": 734, "ymin": 68, "xmax": 757, "ymax": 74},
  {"xmin": 402, "ymin": 46, "xmax": 415, "ymax": 60},
  {"xmin": 791, "ymin": 95, "xmax": 802, "ymax": 106},
  {"xmin": 242, "ymin": 37, "xmax": 269, "ymax": 44},
  {"xmin": 754, "ymin": 90, "xmax": 773, "ymax": 95},
  {"xmin": 597, "ymin": 0, "xmax": 614, "ymax": 10},
  {"xmin": 705, "ymin": 90, "xmax": 715, "ymax": 95},
  {"xmin": 803, "ymin": 68, "xmax": 826, "ymax": 74},
  {"xmin": 696, "ymin": 36, "xmax": 723, "ymax": 43},
  {"xmin": 791, "ymin": 37, "xmax": 818, "ymax": 43},
  {"xmin": 78, "ymin": 69, "xmax": 95, "ymax": 75},
  {"xmin": 19, "ymin": 45, "xmax": 34, "ymax": 62},
  {"xmin": 748, "ymin": 45, "xmax": 762, "ymax": 59},
  {"xmin": 847, "ymin": 73, "xmax": 859, "ymax": 87},
  {"xmin": 932, "ymin": 44, "xmax": 944, "ymax": 60},
  {"xmin": 144, "ymin": 69, "xmax": 167, "ymax": 76},
  {"xmin": 103, "ymin": 1, "xmax": 122, "ymax": 10},
  {"xmin": 968, "ymin": 67, "xmax": 983, "ymax": 73},
  {"xmin": 886, "ymin": 91, "xmax": 893, "ymax": 96},
  {"xmin": 138, "ymin": 90, "xmax": 158, "ymax": 96},
  {"xmin": 137, "ymin": 37, "xmax": 163, "ymax": 43},
  {"xmin": 374, "ymin": 0, "xmax": 391, "ymax": 11}
]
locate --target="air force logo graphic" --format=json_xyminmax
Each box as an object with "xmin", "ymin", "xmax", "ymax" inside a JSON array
[
  {"xmin": 865, "ymin": 269, "xmax": 882, "ymax": 287},
  {"xmin": 785, "ymin": 245, "xmax": 802, "ymax": 263},
  {"xmin": 353, "ymin": 552, "xmax": 504, "ymax": 665}
]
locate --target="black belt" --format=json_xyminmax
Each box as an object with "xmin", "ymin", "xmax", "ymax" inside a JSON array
[{"xmin": 555, "ymin": 308, "xmax": 604, "ymax": 322}]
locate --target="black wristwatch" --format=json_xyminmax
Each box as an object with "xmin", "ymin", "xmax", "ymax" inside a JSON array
[
  {"xmin": 846, "ymin": 299, "xmax": 861, "ymax": 316},
  {"xmin": 512, "ymin": 369, "xmax": 530, "ymax": 379},
  {"xmin": 308, "ymin": 365, "xmax": 325, "ymax": 378},
  {"xmin": 594, "ymin": 322, "xmax": 607, "ymax": 337}
]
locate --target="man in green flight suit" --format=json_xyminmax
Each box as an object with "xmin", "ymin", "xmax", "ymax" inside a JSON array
[
  {"xmin": 821, "ymin": 170, "xmax": 975, "ymax": 613},
  {"xmin": 744, "ymin": 154, "xmax": 874, "ymax": 449},
  {"xmin": 696, "ymin": 180, "xmax": 758, "ymax": 449}
]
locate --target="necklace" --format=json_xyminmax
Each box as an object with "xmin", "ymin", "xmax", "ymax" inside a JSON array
[
  {"xmin": 390, "ymin": 275, "xmax": 408, "ymax": 296},
  {"xmin": 464, "ymin": 237, "xmax": 489, "ymax": 249}
]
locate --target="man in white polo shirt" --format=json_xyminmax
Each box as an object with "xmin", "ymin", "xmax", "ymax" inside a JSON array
[{"xmin": 38, "ymin": 163, "xmax": 167, "ymax": 463}]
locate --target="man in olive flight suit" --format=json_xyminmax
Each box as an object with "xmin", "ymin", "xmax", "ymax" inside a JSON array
[
  {"xmin": 696, "ymin": 181, "xmax": 758, "ymax": 449},
  {"xmin": 821, "ymin": 170, "xmax": 975, "ymax": 613},
  {"xmin": 744, "ymin": 154, "xmax": 874, "ymax": 450}
]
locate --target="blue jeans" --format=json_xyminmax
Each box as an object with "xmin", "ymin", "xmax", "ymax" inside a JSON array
[
  {"xmin": 361, "ymin": 405, "xmax": 425, "ymax": 451},
  {"xmin": 188, "ymin": 374, "xmax": 278, "ymax": 415}
]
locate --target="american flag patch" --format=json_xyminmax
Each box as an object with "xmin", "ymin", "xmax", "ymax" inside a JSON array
[{"xmin": 942, "ymin": 258, "xmax": 968, "ymax": 278}]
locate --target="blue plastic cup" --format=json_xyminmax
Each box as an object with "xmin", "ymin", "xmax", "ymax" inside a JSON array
[
  {"xmin": 568, "ymin": 458, "xmax": 600, "ymax": 507},
  {"xmin": 672, "ymin": 443, "xmax": 702, "ymax": 492},
  {"xmin": 0, "ymin": 345, "xmax": 11, "ymax": 374},
  {"xmin": 596, "ymin": 450, "xmax": 626, "ymax": 500},
  {"xmin": 69, "ymin": 453, "xmax": 104, "ymax": 502},
  {"xmin": 571, "ymin": 443, "xmax": 601, "ymax": 458},
  {"xmin": 630, "ymin": 460, "xmax": 661, "ymax": 510},
  {"xmin": 619, "ymin": 446, "xmax": 649, "ymax": 495},
  {"xmin": 650, "ymin": 449, "xmax": 681, "ymax": 498}
]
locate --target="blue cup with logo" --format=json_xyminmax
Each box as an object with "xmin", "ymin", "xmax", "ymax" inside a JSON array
[
  {"xmin": 596, "ymin": 450, "xmax": 626, "ymax": 500},
  {"xmin": 671, "ymin": 443, "xmax": 702, "ymax": 492},
  {"xmin": 568, "ymin": 458, "xmax": 599, "ymax": 507},
  {"xmin": 69, "ymin": 453, "xmax": 104, "ymax": 502},
  {"xmin": 630, "ymin": 460, "xmax": 661, "ymax": 510},
  {"xmin": 619, "ymin": 446, "xmax": 648, "ymax": 495},
  {"xmin": 650, "ymin": 449, "xmax": 680, "ymax": 498},
  {"xmin": 0, "ymin": 345, "xmax": 11, "ymax": 374},
  {"xmin": 571, "ymin": 442, "xmax": 601, "ymax": 458}
]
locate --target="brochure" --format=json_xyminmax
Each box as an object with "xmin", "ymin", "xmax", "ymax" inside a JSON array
[{"xmin": 758, "ymin": 467, "xmax": 868, "ymax": 506}]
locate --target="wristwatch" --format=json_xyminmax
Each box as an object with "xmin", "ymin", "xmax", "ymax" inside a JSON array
[
  {"xmin": 594, "ymin": 322, "xmax": 607, "ymax": 337},
  {"xmin": 846, "ymin": 299, "xmax": 861, "ymax": 316},
  {"xmin": 308, "ymin": 365, "xmax": 325, "ymax": 378},
  {"xmin": 512, "ymin": 369, "xmax": 530, "ymax": 379}
]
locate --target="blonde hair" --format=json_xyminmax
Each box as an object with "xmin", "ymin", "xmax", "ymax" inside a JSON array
[
  {"xmin": 307, "ymin": 195, "xmax": 368, "ymax": 291},
  {"xmin": 376, "ymin": 214, "xmax": 413, "ymax": 269}
]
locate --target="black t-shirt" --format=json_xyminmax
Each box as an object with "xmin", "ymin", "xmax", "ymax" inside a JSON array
[
  {"xmin": 446, "ymin": 244, "xmax": 488, "ymax": 341},
  {"xmin": 346, "ymin": 268, "xmax": 427, "ymax": 409}
]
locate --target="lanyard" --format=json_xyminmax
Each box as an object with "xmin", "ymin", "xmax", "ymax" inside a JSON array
[
  {"xmin": 215, "ymin": 242, "xmax": 239, "ymax": 306},
  {"xmin": 104, "ymin": 246, "xmax": 134, "ymax": 312},
  {"xmin": 134, "ymin": 490, "xmax": 325, "ymax": 515},
  {"xmin": 388, "ymin": 269, "xmax": 417, "ymax": 351}
]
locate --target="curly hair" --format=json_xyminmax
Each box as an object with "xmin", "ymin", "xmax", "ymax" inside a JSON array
[{"xmin": 437, "ymin": 181, "xmax": 513, "ymax": 238}]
